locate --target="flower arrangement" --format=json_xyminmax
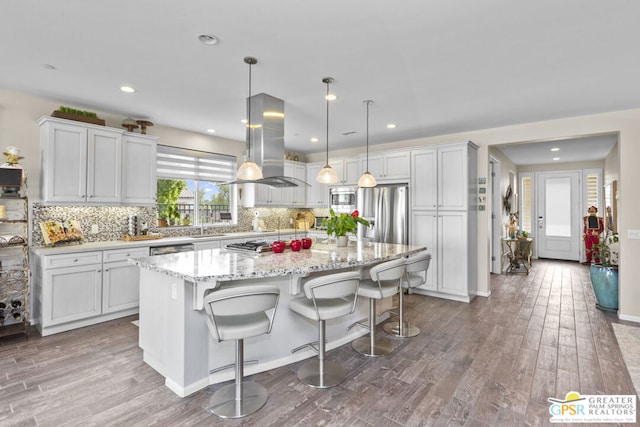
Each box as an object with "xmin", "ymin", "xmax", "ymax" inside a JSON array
[
  {"xmin": 593, "ymin": 233, "xmax": 619, "ymax": 267},
  {"xmin": 323, "ymin": 209, "xmax": 369, "ymax": 238}
]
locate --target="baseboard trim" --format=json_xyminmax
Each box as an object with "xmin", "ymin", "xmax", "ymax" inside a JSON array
[{"xmin": 618, "ymin": 313, "xmax": 640, "ymax": 324}]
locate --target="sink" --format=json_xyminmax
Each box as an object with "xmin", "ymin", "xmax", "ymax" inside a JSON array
[{"xmin": 191, "ymin": 234, "xmax": 226, "ymax": 238}]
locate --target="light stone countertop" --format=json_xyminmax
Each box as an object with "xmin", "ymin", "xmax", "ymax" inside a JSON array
[{"xmin": 130, "ymin": 241, "xmax": 427, "ymax": 283}]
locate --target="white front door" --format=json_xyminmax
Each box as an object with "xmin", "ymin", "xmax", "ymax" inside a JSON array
[{"xmin": 536, "ymin": 171, "xmax": 581, "ymax": 261}]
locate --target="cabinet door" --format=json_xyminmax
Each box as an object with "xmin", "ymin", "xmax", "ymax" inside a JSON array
[
  {"xmin": 329, "ymin": 161, "xmax": 345, "ymax": 184},
  {"xmin": 282, "ymin": 162, "xmax": 307, "ymax": 206},
  {"xmin": 122, "ymin": 134, "xmax": 157, "ymax": 205},
  {"xmin": 411, "ymin": 148, "xmax": 438, "ymax": 210},
  {"xmin": 41, "ymin": 121, "xmax": 88, "ymax": 203},
  {"xmin": 102, "ymin": 260, "xmax": 140, "ymax": 313},
  {"xmin": 362, "ymin": 155, "xmax": 384, "ymax": 180},
  {"xmin": 383, "ymin": 151, "xmax": 410, "ymax": 180},
  {"xmin": 306, "ymin": 163, "xmax": 328, "ymax": 207},
  {"xmin": 86, "ymin": 128, "xmax": 122, "ymax": 203},
  {"xmin": 43, "ymin": 264, "xmax": 102, "ymax": 326},
  {"xmin": 438, "ymin": 144, "xmax": 467, "ymax": 210},
  {"xmin": 438, "ymin": 212, "xmax": 468, "ymax": 296},
  {"xmin": 343, "ymin": 158, "xmax": 360, "ymax": 185},
  {"xmin": 410, "ymin": 211, "xmax": 437, "ymax": 291}
]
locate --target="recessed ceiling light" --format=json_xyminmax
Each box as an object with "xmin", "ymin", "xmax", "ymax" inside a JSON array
[
  {"xmin": 206, "ymin": 129, "xmax": 216, "ymax": 134},
  {"xmin": 120, "ymin": 86, "xmax": 136, "ymax": 93},
  {"xmin": 241, "ymin": 119, "xmax": 247, "ymax": 124},
  {"xmin": 198, "ymin": 34, "xmax": 219, "ymax": 45},
  {"xmin": 310, "ymin": 137, "xmax": 319, "ymax": 143},
  {"xmin": 41, "ymin": 64, "xmax": 56, "ymax": 71},
  {"xmin": 325, "ymin": 94, "xmax": 337, "ymax": 101},
  {"xmin": 553, "ymin": 157, "xmax": 560, "ymax": 161},
  {"xmin": 387, "ymin": 123, "xmax": 397, "ymax": 129},
  {"xmin": 551, "ymin": 147, "xmax": 560, "ymax": 152}
]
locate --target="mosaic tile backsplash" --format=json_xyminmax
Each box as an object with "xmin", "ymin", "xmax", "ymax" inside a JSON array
[{"xmin": 31, "ymin": 204, "xmax": 329, "ymax": 246}]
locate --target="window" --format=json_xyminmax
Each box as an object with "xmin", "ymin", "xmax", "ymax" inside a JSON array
[
  {"xmin": 519, "ymin": 174, "xmax": 533, "ymax": 235},
  {"xmin": 156, "ymin": 145, "xmax": 236, "ymax": 226}
]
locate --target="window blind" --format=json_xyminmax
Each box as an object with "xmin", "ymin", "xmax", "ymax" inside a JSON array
[
  {"xmin": 156, "ymin": 145, "xmax": 236, "ymax": 182},
  {"xmin": 586, "ymin": 173, "xmax": 600, "ymax": 210}
]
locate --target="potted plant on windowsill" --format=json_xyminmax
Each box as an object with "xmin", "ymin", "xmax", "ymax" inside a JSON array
[
  {"xmin": 589, "ymin": 233, "xmax": 619, "ymax": 312},
  {"xmin": 322, "ymin": 209, "xmax": 369, "ymax": 247}
]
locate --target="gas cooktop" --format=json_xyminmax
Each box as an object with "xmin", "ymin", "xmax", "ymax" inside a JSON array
[{"xmin": 225, "ymin": 240, "xmax": 272, "ymax": 253}]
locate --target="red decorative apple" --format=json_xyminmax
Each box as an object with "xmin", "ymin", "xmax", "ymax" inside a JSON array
[
  {"xmin": 301, "ymin": 237, "xmax": 312, "ymax": 249},
  {"xmin": 290, "ymin": 239, "xmax": 302, "ymax": 251},
  {"xmin": 271, "ymin": 240, "xmax": 285, "ymax": 253}
]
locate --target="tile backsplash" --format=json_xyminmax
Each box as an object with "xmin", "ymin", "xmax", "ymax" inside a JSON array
[{"xmin": 31, "ymin": 204, "xmax": 329, "ymax": 246}]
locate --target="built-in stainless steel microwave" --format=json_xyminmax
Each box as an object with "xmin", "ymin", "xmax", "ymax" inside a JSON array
[{"xmin": 329, "ymin": 187, "xmax": 357, "ymax": 213}]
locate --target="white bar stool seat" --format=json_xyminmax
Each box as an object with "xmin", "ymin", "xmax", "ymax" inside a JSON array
[
  {"xmin": 383, "ymin": 251, "xmax": 431, "ymax": 337},
  {"xmin": 203, "ymin": 285, "xmax": 280, "ymax": 419},
  {"xmin": 351, "ymin": 257, "xmax": 405, "ymax": 357},
  {"xmin": 289, "ymin": 271, "xmax": 360, "ymax": 388}
]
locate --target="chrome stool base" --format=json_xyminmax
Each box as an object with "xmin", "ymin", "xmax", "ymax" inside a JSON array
[
  {"xmin": 383, "ymin": 320, "xmax": 420, "ymax": 338},
  {"xmin": 297, "ymin": 359, "xmax": 346, "ymax": 388},
  {"xmin": 351, "ymin": 335, "xmax": 393, "ymax": 357},
  {"xmin": 207, "ymin": 381, "xmax": 268, "ymax": 419}
]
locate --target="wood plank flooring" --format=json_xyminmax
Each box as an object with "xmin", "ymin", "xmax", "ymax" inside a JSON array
[{"xmin": 0, "ymin": 259, "xmax": 637, "ymax": 426}]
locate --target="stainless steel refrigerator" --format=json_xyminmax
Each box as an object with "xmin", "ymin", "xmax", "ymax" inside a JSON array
[{"xmin": 357, "ymin": 184, "xmax": 409, "ymax": 244}]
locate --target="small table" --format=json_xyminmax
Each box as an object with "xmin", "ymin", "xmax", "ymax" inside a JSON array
[{"xmin": 501, "ymin": 237, "xmax": 533, "ymax": 274}]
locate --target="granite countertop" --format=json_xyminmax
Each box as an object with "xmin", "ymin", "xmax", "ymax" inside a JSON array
[
  {"xmin": 130, "ymin": 241, "xmax": 427, "ymax": 283},
  {"xmin": 30, "ymin": 228, "xmax": 317, "ymax": 255}
]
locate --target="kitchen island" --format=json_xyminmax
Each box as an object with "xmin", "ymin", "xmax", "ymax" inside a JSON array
[{"xmin": 131, "ymin": 240, "xmax": 426, "ymax": 397}]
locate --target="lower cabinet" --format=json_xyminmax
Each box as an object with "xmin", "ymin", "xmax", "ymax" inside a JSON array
[
  {"xmin": 410, "ymin": 210, "xmax": 477, "ymax": 302},
  {"xmin": 34, "ymin": 247, "xmax": 148, "ymax": 336}
]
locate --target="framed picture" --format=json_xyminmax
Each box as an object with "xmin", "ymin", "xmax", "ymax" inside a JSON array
[
  {"xmin": 478, "ymin": 177, "xmax": 486, "ymax": 185},
  {"xmin": 479, "ymin": 187, "xmax": 486, "ymax": 194}
]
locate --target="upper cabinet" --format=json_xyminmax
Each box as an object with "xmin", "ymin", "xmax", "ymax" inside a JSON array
[
  {"xmin": 281, "ymin": 161, "xmax": 307, "ymax": 207},
  {"xmin": 122, "ymin": 134, "xmax": 158, "ymax": 206},
  {"xmin": 305, "ymin": 162, "xmax": 329, "ymax": 207},
  {"xmin": 361, "ymin": 151, "xmax": 410, "ymax": 182},
  {"xmin": 329, "ymin": 158, "xmax": 360, "ymax": 186},
  {"xmin": 38, "ymin": 117, "xmax": 157, "ymax": 205},
  {"xmin": 411, "ymin": 142, "xmax": 477, "ymax": 211}
]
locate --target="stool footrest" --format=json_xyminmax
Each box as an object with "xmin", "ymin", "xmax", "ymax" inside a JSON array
[
  {"xmin": 209, "ymin": 359, "xmax": 258, "ymax": 375},
  {"xmin": 347, "ymin": 318, "xmax": 369, "ymax": 331},
  {"xmin": 291, "ymin": 341, "xmax": 321, "ymax": 354}
]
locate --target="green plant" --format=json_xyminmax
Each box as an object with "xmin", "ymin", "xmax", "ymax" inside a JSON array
[
  {"xmin": 156, "ymin": 179, "xmax": 186, "ymax": 222},
  {"xmin": 323, "ymin": 209, "xmax": 369, "ymax": 237},
  {"xmin": 521, "ymin": 230, "xmax": 529, "ymax": 238},
  {"xmin": 58, "ymin": 105, "xmax": 99, "ymax": 118},
  {"xmin": 593, "ymin": 233, "xmax": 619, "ymax": 267}
]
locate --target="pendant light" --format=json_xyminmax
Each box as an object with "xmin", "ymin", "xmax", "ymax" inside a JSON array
[
  {"xmin": 358, "ymin": 100, "xmax": 377, "ymax": 188},
  {"xmin": 316, "ymin": 77, "xmax": 339, "ymax": 184},
  {"xmin": 236, "ymin": 56, "xmax": 263, "ymax": 181}
]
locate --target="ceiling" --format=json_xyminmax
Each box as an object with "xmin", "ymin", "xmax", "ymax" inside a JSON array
[{"xmin": 1, "ymin": 1, "xmax": 639, "ymax": 158}]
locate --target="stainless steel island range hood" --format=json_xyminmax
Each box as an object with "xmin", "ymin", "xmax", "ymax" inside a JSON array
[{"xmin": 228, "ymin": 93, "xmax": 309, "ymax": 188}]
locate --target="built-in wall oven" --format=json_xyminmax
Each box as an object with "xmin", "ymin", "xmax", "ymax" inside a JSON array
[{"xmin": 329, "ymin": 187, "xmax": 357, "ymax": 213}]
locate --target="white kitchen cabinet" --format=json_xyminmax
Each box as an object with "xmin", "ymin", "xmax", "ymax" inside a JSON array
[
  {"xmin": 122, "ymin": 133, "xmax": 158, "ymax": 205},
  {"xmin": 282, "ymin": 161, "xmax": 307, "ymax": 206},
  {"xmin": 34, "ymin": 247, "xmax": 147, "ymax": 336},
  {"xmin": 193, "ymin": 240, "xmax": 222, "ymax": 250},
  {"xmin": 412, "ymin": 142, "xmax": 473, "ymax": 211},
  {"xmin": 329, "ymin": 158, "xmax": 360, "ymax": 185},
  {"xmin": 102, "ymin": 247, "xmax": 148, "ymax": 314},
  {"xmin": 305, "ymin": 163, "xmax": 329, "ymax": 207},
  {"xmin": 40, "ymin": 253, "xmax": 103, "ymax": 329},
  {"xmin": 39, "ymin": 117, "xmax": 122, "ymax": 204},
  {"xmin": 410, "ymin": 141, "xmax": 478, "ymax": 303},
  {"xmin": 361, "ymin": 151, "xmax": 410, "ymax": 181}
]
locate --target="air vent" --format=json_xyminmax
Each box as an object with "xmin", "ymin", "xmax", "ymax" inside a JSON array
[{"xmin": 342, "ymin": 131, "xmax": 357, "ymax": 136}]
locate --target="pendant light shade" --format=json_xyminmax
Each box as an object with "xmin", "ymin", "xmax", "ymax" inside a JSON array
[
  {"xmin": 358, "ymin": 100, "xmax": 377, "ymax": 188},
  {"xmin": 316, "ymin": 77, "xmax": 339, "ymax": 184},
  {"xmin": 236, "ymin": 57, "xmax": 263, "ymax": 181}
]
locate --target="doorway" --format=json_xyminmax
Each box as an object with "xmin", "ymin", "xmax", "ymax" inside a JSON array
[{"xmin": 535, "ymin": 170, "xmax": 581, "ymax": 261}]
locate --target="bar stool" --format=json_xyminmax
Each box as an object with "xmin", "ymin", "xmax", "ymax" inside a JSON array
[
  {"xmin": 383, "ymin": 251, "xmax": 431, "ymax": 337},
  {"xmin": 203, "ymin": 285, "xmax": 280, "ymax": 419},
  {"xmin": 351, "ymin": 257, "xmax": 405, "ymax": 357},
  {"xmin": 289, "ymin": 271, "xmax": 360, "ymax": 388}
]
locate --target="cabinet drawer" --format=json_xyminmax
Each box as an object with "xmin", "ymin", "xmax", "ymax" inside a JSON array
[
  {"xmin": 103, "ymin": 247, "xmax": 149, "ymax": 263},
  {"xmin": 43, "ymin": 251, "xmax": 103, "ymax": 269}
]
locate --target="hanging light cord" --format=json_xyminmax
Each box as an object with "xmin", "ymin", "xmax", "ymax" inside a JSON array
[
  {"xmin": 365, "ymin": 100, "xmax": 370, "ymax": 171},
  {"xmin": 325, "ymin": 80, "xmax": 330, "ymax": 165},
  {"xmin": 246, "ymin": 60, "xmax": 252, "ymax": 159}
]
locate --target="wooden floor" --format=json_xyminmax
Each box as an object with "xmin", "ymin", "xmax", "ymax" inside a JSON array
[{"xmin": 0, "ymin": 259, "xmax": 637, "ymax": 426}]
